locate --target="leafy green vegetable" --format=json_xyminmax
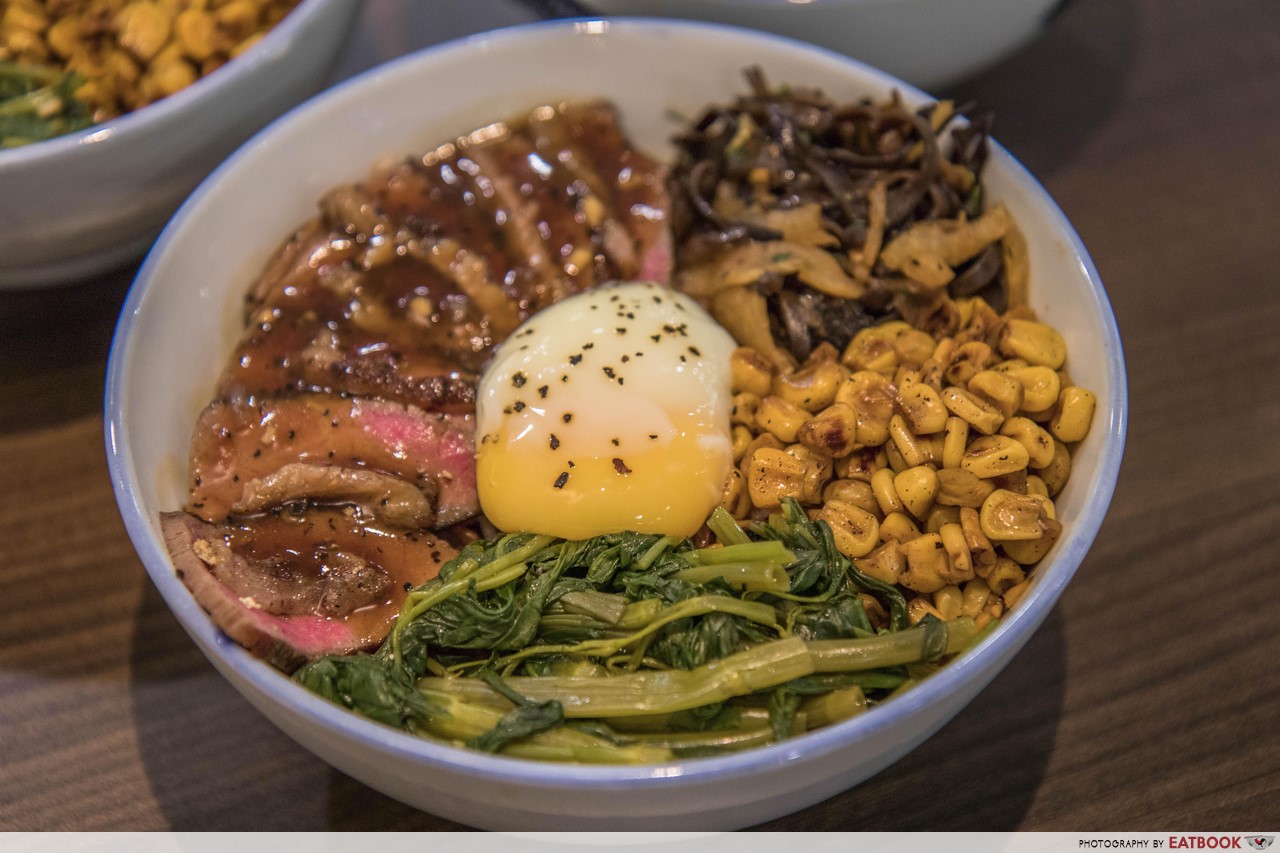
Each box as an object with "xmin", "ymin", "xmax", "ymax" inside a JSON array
[
  {"xmin": 297, "ymin": 499, "xmax": 985, "ymax": 763},
  {"xmin": 0, "ymin": 62, "xmax": 94, "ymax": 148}
]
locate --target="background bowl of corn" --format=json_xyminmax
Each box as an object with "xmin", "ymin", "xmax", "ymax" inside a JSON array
[{"xmin": 0, "ymin": 0, "xmax": 358, "ymax": 288}]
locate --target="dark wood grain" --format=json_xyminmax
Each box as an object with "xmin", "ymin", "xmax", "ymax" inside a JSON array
[{"xmin": 2, "ymin": 0, "xmax": 1278, "ymax": 831}]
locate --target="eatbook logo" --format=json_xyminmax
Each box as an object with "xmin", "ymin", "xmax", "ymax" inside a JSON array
[{"xmin": 1246, "ymin": 839, "xmax": 1274, "ymax": 851}]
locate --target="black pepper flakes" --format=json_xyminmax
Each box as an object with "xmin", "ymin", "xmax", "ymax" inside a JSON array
[
  {"xmin": 611, "ymin": 438, "xmax": 620, "ymax": 446},
  {"xmin": 603, "ymin": 366, "xmax": 616, "ymax": 379},
  {"xmin": 512, "ymin": 371, "xmax": 527, "ymax": 388},
  {"xmin": 562, "ymin": 413, "xmax": 573, "ymax": 423},
  {"xmin": 549, "ymin": 434, "xmax": 560, "ymax": 450},
  {"xmin": 688, "ymin": 346, "xmax": 701, "ymax": 356},
  {"xmin": 538, "ymin": 385, "xmax": 549, "ymax": 398},
  {"xmin": 553, "ymin": 472, "xmax": 569, "ymax": 489},
  {"xmin": 583, "ymin": 343, "xmax": 594, "ymax": 349},
  {"xmin": 569, "ymin": 353, "xmax": 583, "ymax": 366},
  {"xmin": 513, "ymin": 401, "xmax": 526, "ymax": 412},
  {"xmin": 649, "ymin": 434, "xmax": 658, "ymax": 440},
  {"xmin": 612, "ymin": 458, "xmax": 632, "ymax": 475}
]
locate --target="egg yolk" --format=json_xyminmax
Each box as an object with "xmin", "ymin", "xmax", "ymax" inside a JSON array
[{"xmin": 475, "ymin": 282, "xmax": 736, "ymax": 540}]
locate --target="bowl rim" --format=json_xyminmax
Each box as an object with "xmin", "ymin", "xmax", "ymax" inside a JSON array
[
  {"xmin": 0, "ymin": 0, "xmax": 337, "ymax": 166},
  {"xmin": 105, "ymin": 16, "xmax": 1127, "ymax": 788}
]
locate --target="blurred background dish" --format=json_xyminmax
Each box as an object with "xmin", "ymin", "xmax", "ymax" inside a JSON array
[
  {"xmin": 106, "ymin": 18, "xmax": 1124, "ymax": 829},
  {"xmin": 0, "ymin": 0, "xmax": 358, "ymax": 289},
  {"xmin": 576, "ymin": 0, "xmax": 1063, "ymax": 90}
]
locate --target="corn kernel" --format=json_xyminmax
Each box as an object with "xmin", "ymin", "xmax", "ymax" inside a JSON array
[
  {"xmin": 757, "ymin": 395, "xmax": 808, "ymax": 443},
  {"xmin": 773, "ymin": 360, "xmax": 846, "ymax": 412},
  {"xmin": 823, "ymin": 478, "xmax": 879, "ymax": 516},
  {"xmin": 1000, "ymin": 416, "xmax": 1055, "ymax": 468},
  {"xmin": 1006, "ymin": 364, "xmax": 1061, "ymax": 412},
  {"xmin": 941, "ymin": 386, "xmax": 1004, "ymax": 435},
  {"xmin": 730, "ymin": 392, "xmax": 761, "ymax": 428},
  {"xmin": 1050, "ymin": 386, "xmax": 1097, "ymax": 443},
  {"xmin": 730, "ymin": 347, "xmax": 775, "ymax": 396},
  {"xmin": 898, "ymin": 382, "xmax": 948, "ymax": 434},
  {"xmin": 941, "ymin": 416, "xmax": 968, "ymax": 469},
  {"xmin": 968, "ymin": 369, "xmax": 1024, "ymax": 419},
  {"xmin": 932, "ymin": 585, "xmax": 963, "ymax": 620},
  {"xmin": 984, "ymin": 557, "xmax": 1026, "ymax": 594},
  {"xmin": 961, "ymin": 435, "xmax": 1031, "ymax": 479},
  {"xmin": 880, "ymin": 511, "xmax": 922, "ymax": 544},
  {"xmin": 818, "ymin": 500, "xmax": 880, "ymax": 559},
  {"xmin": 1034, "ymin": 438, "xmax": 1072, "ymax": 496},
  {"xmin": 797, "ymin": 402, "xmax": 858, "ymax": 458},
  {"xmin": 898, "ymin": 533, "xmax": 949, "ymax": 593},
  {"xmin": 979, "ymin": 489, "xmax": 1055, "ymax": 541},
  {"xmin": 999, "ymin": 318, "xmax": 1067, "ymax": 369},
  {"xmin": 870, "ymin": 467, "xmax": 902, "ymax": 515},
  {"xmin": 938, "ymin": 522, "xmax": 973, "ymax": 582},
  {"xmin": 894, "ymin": 465, "xmax": 938, "ymax": 520},
  {"xmin": 945, "ymin": 340, "xmax": 995, "ymax": 386},
  {"xmin": 854, "ymin": 541, "xmax": 905, "ymax": 585},
  {"xmin": 835, "ymin": 370, "xmax": 896, "ymax": 447},
  {"xmin": 746, "ymin": 447, "xmax": 808, "ymax": 508}
]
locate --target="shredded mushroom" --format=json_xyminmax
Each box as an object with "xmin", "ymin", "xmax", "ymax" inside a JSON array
[{"xmin": 670, "ymin": 68, "xmax": 1024, "ymax": 365}]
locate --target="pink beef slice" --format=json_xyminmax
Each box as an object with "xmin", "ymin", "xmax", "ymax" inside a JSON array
[
  {"xmin": 161, "ymin": 509, "xmax": 455, "ymax": 671},
  {"xmin": 188, "ymin": 393, "xmax": 477, "ymax": 528}
]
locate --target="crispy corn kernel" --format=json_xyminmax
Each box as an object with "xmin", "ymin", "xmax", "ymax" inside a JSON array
[
  {"xmin": 908, "ymin": 596, "xmax": 945, "ymax": 624},
  {"xmin": 174, "ymin": 7, "xmax": 217, "ymax": 61},
  {"xmin": 959, "ymin": 506, "xmax": 997, "ymax": 570},
  {"xmin": 941, "ymin": 385, "xmax": 1004, "ymax": 435},
  {"xmin": 887, "ymin": 414, "xmax": 930, "ymax": 468},
  {"xmin": 45, "ymin": 14, "xmax": 80, "ymax": 58},
  {"xmin": 979, "ymin": 489, "xmax": 1055, "ymax": 541},
  {"xmin": 892, "ymin": 364, "xmax": 921, "ymax": 391},
  {"xmin": 999, "ymin": 318, "xmax": 1067, "ymax": 369},
  {"xmin": 938, "ymin": 522, "xmax": 973, "ymax": 583},
  {"xmin": 984, "ymin": 557, "xmax": 1026, "ymax": 594},
  {"xmin": 1050, "ymin": 386, "xmax": 1097, "ymax": 443},
  {"xmin": 773, "ymin": 360, "xmax": 846, "ymax": 412},
  {"xmin": 818, "ymin": 500, "xmax": 881, "ymax": 559},
  {"xmin": 117, "ymin": 1, "xmax": 173, "ymax": 62},
  {"xmin": 823, "ymin": 478, "xmax": 879, "ymax": 516},
  {"xmin": 1001, "ymin": 519, "xmax": 1061, "ymax": 564},
  {"xmin": 941, "ymin": 415, "xmax": 968, "ymax": 469},
  {"xmin": 797, "ymin": 402, "xmax": 858, "ymax": 458},
  {"xmin": 1034, "ymin": 438, "xmax": 1072, "ymax": 496},
  {"xmin": 870, "ymin": 467, "xmax": 902, "ymax": 515},
  {"xmin": 1002, "ymin": 579, "xmax": 1032, "ymax": 609},
  {"xmin": 932, "ymin": 585, "xmax": 963, "ymax": 620},
  {"xmin": 835, "ymin": 446, "xmax": 883, "ymax": 482},
  {"xmin": 1000, "ymin": 416, "xmax": 1055, "ymax": 468},
  {"xmin": 956, "ymin": 298, "xmax": 1002, "ymax": 345},
  {"xmin": 961, "ymin": 435, "xmax": 1031, "ymax": 479},
  {"xmin": 854, "ymin": 541, "xmax": 905, "ymax": 585},
  {"xmin": 785, "ymin": 443, "xmax": 833, "ymax": 504},
  {"xmin": 835, "ymin": 370, "xmax": 896, "ymax": 447},
  {"xmin": 894, "ymin": 465, "xmax": 938, "ymax": 520},
  {"xmin": 841, "ymin": 320, "xmax": 910, "ymax": 374},
  {"xmin": 746, "ymin": 447, "xmax": 809, "ymax": 508},
  {"xmin": 720, "ymin": 467, "xmax": 749, "ymax": 517},
  {"xmin": 859, "ymin": 593, "xmax": 890, "ymax": 629},
  {"xmin": 920, "ymin": 336, "xmax": 956, "ymax": 390},
  {"xmin": 730, "ymin": 347, "xmax": 775, "ymax": 397},
  {"xmin": 882, "ymin": 436, "xmax": 908, "ymax": 473},
  {"xmin": 880, "ymin": 511, "xmax": 922, "ymax": 544},
  {"xmin": 925, "ymin": 504, "xmax": 961, "ymax": 534},
  {"xmin": 1005, "ymin": 364, "xmax": 1060, "ymax": 412},
  {"xmin": 898, "ymin": 533, "xmax": 949, "ymax": 593},
  {"xmin": 730, "ymin": 392, "xmax": 761, "ymax": 429},
  {"xmin": 961, "ymin": 578, "xmax": 993, "ymax": 617},
  {"xmin": 893, "ymin": 328, "xmax": 938, "ymax": 368},
  {"xmin": 731, "ymin": 425, "xmax": 753, "ymax": 462},
  {"xmin": 144, "ymin": 55, "xmax": 195, "ymax": 97},
  {"xmin": 898, "ymin": 381, "xmax": 948, "ymax": 434},
  {"xmin": 935, "ymin": 467, "xmax": 993, "ymax": 508},
  {"xmin": 945, "ymin": 340, "xmax": 995, "ymax": 386},
  {"xmin": 1025, "ymin": 474, "xmax": 1049, "ymax": 498},
  {"xmin": 757, "ymin": 395, "xmax": 808, "ymax": 443},
  {"xmin": 968, "ymin": 369, "xmax": 1024, "ymax": 419},
  {"xmin": 215, "ymin": 0, "xmax": 260, "ymax": 38}
]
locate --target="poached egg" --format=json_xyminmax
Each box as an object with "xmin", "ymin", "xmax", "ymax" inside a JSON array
[{"xmin": 475, "ymin": 281, "xmax": 736, "ymax": 540}]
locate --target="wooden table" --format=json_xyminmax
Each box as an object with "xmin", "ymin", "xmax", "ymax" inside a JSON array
[{"xmin": 3, "ymin": 0, "xmax": 1278, "ymax": 831}]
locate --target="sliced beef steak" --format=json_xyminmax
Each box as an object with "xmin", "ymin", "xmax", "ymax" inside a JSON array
[
  {"xmin": 162, "ymin": 509, "xmax": 454, "ymax": 670},
  {"xmin": 188, "ymin": 394, "xmax": 476, "ymax": 527}
]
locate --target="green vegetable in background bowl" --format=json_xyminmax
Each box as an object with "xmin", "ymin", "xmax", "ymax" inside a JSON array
[{"xmin": 0, "ymin": 61, "xmax": 93, "ymax": 147}]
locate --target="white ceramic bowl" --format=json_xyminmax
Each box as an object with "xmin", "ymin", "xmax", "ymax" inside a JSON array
[
  {"xmin": 578, "ymin": 0, "xmax": 1061, "ymax": 90},
  {"xmin": 0, "ymin": 0, "xmax": 358, "ymax": 289},
  {"xmin": 106, "ymin": 19, "xmax": 1126, "ymax": 831}
]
